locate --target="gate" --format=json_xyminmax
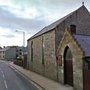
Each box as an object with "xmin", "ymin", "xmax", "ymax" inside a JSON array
[{"xmin": 83, "ymin": 57, "xmax": 90, "ymax": 90}]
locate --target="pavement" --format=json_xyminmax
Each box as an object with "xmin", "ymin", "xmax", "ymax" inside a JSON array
[{"xmin": 9, "ymin": 62, "xmax": 73, "ymax": 90}]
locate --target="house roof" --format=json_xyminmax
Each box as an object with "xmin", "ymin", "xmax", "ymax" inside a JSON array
[
  {"xmin": 74, "ymin": 35, "xmax": 90, "ymax": 57},
  {"xmin": 0, "ymin": 47, "xmax": 10, "ymax": 52},
  {"xmin": 28, "ymin": 5, "xmax": 88, "ymax": 41}
]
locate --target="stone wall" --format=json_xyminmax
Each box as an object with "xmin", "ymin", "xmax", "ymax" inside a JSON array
[
  {"xmin": 57, "ymin": 29, "xmax": 84, "ymax": 90},
  {"xmin": 27, "ymin": 40, "xmax": 33, "ymax": 70},
  {"xmin": 33, "ymin": 35, "xmax": 45, "ymax": 75},
  {"xmin": 44, "ymin": 30, "xmax": 57, "ymax": 80},
  {"xmin": 55, "ymin": 6, "xmax": 90, "ymax": 52},
  {"xmin": 27, "ymin": 30, "xmax": 57, "ymax": 80}
]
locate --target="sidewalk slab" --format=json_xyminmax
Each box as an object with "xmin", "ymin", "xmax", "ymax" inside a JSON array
[{"xmin": 9, "ymin": 62, "xmax": 73, "ymax": 90}]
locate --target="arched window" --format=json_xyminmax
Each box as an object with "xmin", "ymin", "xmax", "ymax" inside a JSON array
[{"xmin": 64, "ymin": 46, "xmax": 72, "ymax": 60}]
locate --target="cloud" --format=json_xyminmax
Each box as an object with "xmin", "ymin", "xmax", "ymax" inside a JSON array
[
  {"xmin": 0, "ymin": 0, "xmax": 89, "ymax": 46},
  {"xmin": 12, "ymin": 0, "xmax": 82, "ymax": 9},
  {"xmin": 0, "ymin": 6, "xmax": 46, "ymax": 34},
  {"xmin": 0, "ymin": 27, "xmax": 26, "ymax": 46},
  {"xmin": 1, "ymin": 34, "xmax": 15, "ymax": 38},
  {"xmin": 0, "ymin": 0, "xmax": 12, "ymax": 5},
  {"xmin": 0, "ymin": 0, "xmax": 89, "ymax": 36},
  {"xmin": 1, "ymin": 5, "xmax": 40, "ymax": 19}
]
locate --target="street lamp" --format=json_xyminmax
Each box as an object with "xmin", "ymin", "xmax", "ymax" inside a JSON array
[
  {"xmin": 22, "ymin": 31, "xmax": 25, "ymax": 47},
  {"xmin": 15, "ymin": 30, "xmax": 25, "ymax": 47}
]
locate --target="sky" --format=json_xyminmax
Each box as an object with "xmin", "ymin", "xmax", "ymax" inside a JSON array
[{"xmin": 0, "ymin": 0, "xmax": 90, "ymax": 47}]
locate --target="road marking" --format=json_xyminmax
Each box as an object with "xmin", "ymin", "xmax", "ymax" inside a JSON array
[
  {"xmin": 0, "ymin": 68, "xmax": 4, "ymax": 76},
  {"xmin": 0, "ymin": 69, "xmax": 5, "ymax": 78},
  {"xmin": 3, "ymin": 73, "xmax": 5, "ymax": 78},
  {"xmin": 0, "ymin": 68, "xmax": 1, "ymax": 71},
  {"xmin": 0, "ymin": 68, "xmax": 8, "ymax": 89},
  {"xmin": 1, "ymin": 70, "xmax": 4, "ymax": 74},
  {"xmin": 4, "ymin": 80, "xmax": 8, "ymax": 89}
]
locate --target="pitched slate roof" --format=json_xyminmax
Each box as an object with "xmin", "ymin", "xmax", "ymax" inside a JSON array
[
  {"xmin": 29, "ymin": 12, "xmax": 73, "ymax": 40},
  {"xmin": 28, "ymin": 5, "xmax": 88, "ymax": 41},
  {"xmin": 74, "ymin": 35, "xmax": 90, "ymax": 56},
  {"xmin": 0, "ymin": 47, "xmax": 10, "ymax": 52}
]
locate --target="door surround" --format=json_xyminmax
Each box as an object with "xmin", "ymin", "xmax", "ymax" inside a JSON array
[{"xmin": 63, "ymin": 46, "xmax": 73, "ymax": 86}]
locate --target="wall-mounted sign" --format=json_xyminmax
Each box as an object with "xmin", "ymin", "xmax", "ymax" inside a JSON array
[{"xmin": 56, "ymin": 55, "xmax": 62, "ymax": 66}]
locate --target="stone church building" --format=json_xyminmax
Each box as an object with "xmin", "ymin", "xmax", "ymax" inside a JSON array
[{"xmin": 27, "ymin": 5, "xmax": 90, "ymax": 90}]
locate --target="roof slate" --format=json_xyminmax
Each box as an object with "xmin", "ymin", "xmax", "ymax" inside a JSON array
[
  {"xmin": 74, "ymin": 35, "xmax": 90, "ymax": 56},
  {"xmin": 0, "ymin": 47, "xmax": 10, "ymax": 52},
  {"xmin": 30, "ymin": 12, "xmax": 73, "ymax": 40},
  {"xmin": 28, "ymin": 5, "xmax": 87, "ymax": 40}
]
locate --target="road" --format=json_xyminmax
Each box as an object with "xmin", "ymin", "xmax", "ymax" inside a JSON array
[{"xmin": 0, "ymin": 61, "xmax": 39, "ymax": 90}]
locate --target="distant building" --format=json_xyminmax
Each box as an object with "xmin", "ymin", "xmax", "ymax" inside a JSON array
[
  {"xmin": 0, "ymin": 46, "xmax": 27, "ymax": 61},
  {"xmin": 5, "ymin": 46, "xmax": 17, "ymax": 61},
  {"xmin": 0, "ymin": 47, "xmax": 9, "ymax": 60},
  {"xmin": 27, "ymin": 5, "xmax": 90, "ymax": 90},
  {"xmin": 15, "ymin": 46, "xmax": 27, "ymax": 61}
]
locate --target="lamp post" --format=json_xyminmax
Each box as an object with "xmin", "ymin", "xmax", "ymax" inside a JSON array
[
  {"xmin": 15, "ymin": 30, "xmax": 25, "ymax": 67},
  {"xmin": 15, "ymin": 30, "xmax": 25, "ymax": 47},
  {"xmin": 23, "ymin": 31, "xmax": 25, "ymax": 47}
]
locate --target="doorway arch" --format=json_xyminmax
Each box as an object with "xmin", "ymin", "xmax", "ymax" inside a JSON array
[{"xmin": 63, "ymin": 46, "xmax": 73, "ymax": 86}]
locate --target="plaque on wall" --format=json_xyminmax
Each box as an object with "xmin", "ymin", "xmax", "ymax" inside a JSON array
[{"xmin": 56, "ymin": 55, "xmax": 62, "ymax": 66}]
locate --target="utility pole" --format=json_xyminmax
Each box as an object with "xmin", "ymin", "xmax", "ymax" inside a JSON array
[
  {"xmin": 23, "ymin": 31, "xmax": 25, "ymax": 47},
  {"xmin": 16, "ymin": 30, "xmax": 25, "ymax": 47}
]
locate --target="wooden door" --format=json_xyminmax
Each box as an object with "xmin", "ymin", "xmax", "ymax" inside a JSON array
[
  {"xmin": 65, "ymin": 59, "xmax": 73, "ymax": 86},
  {"xmin": 64, "ymin": 46, "xmax": 73, "ymax": 86}
]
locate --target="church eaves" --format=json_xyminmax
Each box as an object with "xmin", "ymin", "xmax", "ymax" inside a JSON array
[{"xmin": 28, "ymin": 5, "xmax": 89, "ymax": 41}]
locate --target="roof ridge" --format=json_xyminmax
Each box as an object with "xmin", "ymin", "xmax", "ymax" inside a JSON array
[
  {"xmin": 74, "ymin": 34, "xmax": 90, "ymax": 36},
  {"xmin": 28, "ymin": 5, "xmax": 89, "ymax": 40}
]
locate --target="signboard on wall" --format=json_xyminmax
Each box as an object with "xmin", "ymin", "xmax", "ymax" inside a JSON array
[{"xmin": 56, "ymin": 55, "xmax": 62, "ymax": 66}]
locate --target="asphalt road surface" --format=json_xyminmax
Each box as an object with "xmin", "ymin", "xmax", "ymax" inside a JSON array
[{"xmin": 0, "ymin": 61, "xmax": 39, "ymax": 90}]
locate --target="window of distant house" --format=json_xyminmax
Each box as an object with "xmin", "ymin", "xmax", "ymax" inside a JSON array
[
  {"xmin": 20, "ymin": 49, "xmax": 22, "ymax": 51},
  {"xmin": 16, "ymin": 54, "xmax": 18, "ymax": 58},
  {"xmin": 19, "ymin": 52, "xmax": 22, "ymax": 55},
  {"xmin": 70, "ymin": 25, "xmax": 76, "ymax": 34},
  {"xmin": 31, "ymin": 41, "xmax": 33, "ymax": 62},
  {"xmin": 42, "ymin": 36, "xmax": 44, "ymax": 65}
]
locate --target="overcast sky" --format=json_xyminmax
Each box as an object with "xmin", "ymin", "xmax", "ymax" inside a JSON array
[{"xmin": 0, "ymin": 0, "xmax": 90, "ymax": 47}]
